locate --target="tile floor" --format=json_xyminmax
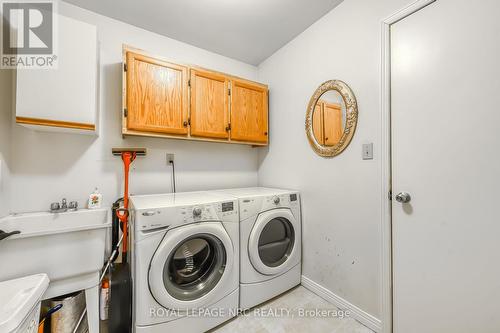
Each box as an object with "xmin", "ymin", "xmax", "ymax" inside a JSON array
[
  {"xmin": 101, "ymin": 286, "xmax": 373, "ymax": 333},
  {"xmin": 211, "ymin": 286, "xmax": 374, "ymax": 333}
]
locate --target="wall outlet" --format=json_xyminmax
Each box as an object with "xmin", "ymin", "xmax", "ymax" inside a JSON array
[
  {"xmin": 362, "ymin": 143, "xmax": 373, "ymax": 160},
  {"xmin": 166, "ymin": 153, "xmax": 175, "ymax": 164}
]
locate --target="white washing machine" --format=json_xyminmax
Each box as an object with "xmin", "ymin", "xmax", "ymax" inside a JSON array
[
  {"xmin": 216, "ymin": 187, "xmax": 301, "ymax": 309},
  {"xmin": 129, "ymin": 191, "xmax": 239, "ymax": 333}
]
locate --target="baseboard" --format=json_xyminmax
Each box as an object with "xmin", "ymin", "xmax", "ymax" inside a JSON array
[{"xmin": 301, "ymin": 275, "xmax": 382, "ymax": 332}]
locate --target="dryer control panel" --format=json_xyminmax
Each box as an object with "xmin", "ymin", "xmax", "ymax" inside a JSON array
[
  {"xmin": 134, "ymin": 200, "xmax": 238, "ymax": 232},
  {"xmin": 239, "ymin": 192, "xmax": 300, "ymax": 221},
  {"xmin": 262, "ymin": 193, "xmax": 298, "ymax": 210}
]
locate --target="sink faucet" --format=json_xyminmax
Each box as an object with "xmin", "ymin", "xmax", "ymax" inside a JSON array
[
  {"xmin": 61, "ymin": 198, "xmax": 68, "ymax": 211},
  {"xmin": 50, "ymin": 198, "xmax": 78, "ymax": 213}
]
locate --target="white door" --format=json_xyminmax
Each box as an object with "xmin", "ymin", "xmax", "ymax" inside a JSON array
[{"xmin": 391, "ymin": 1, "xmax": 500, "ymax": 332}]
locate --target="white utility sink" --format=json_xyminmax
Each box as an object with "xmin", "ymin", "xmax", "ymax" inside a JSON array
[{"xmin": 0, "ymin": 208, "xmax": 110, "ymax": 299}]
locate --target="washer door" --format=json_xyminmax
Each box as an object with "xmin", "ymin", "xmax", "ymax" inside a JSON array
[
  {"xmin": 248, "ymin": 209, "xmax": 299, "ymax": 275},
  {"xmin": 149, "ymin": 222, "xmax": 234, "ymax": 309}
]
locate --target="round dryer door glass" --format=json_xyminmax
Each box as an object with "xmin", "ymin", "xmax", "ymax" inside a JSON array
[
  {"xmin": 163, "ymin": 234, "xmax": 227, "ymax": 301},
  {"xmin": 258, "ymin": 217, "xmax": 295, "ymax": 267}
]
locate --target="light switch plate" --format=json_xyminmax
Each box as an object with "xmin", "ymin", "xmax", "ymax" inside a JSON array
[{"xmin": 362, "ymin": 143, "xmax": 373, "ymax": 160}]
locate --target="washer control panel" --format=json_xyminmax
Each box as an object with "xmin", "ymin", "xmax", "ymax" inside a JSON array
[
  {"xmin": 136, "ymin": 200, "xmax": 238, "ymax": 231},
  {"xmin": 222, "ymin": 201, "xmax": 234, "ymax": 212},
  {"xmin": 192, "ymin": 207, "xmax": 202, "ymax": 217},
  {"xmin": 181, "ymin": 204, "xmax": 217, "ymax": 221}
]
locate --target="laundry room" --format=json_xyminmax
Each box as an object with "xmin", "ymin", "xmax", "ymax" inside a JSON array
[{"xmin": 1, "ymin": 0, "xmax": 500, "ymax": 332}]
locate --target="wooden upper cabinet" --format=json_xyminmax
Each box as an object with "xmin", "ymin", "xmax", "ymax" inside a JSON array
[
  {"xmin": 123, "ymin": 47, "xmax": 268, "ymax": 146},
  {"xmin": 126, "ymin": 52, "xmax": 189, "ymax": 135},
  {"xmin": 230, "ymin": 79, "xmax": 269, "ymax": 144},
  {"xmin": 323, "ymin": 102, "xmax": 343, "ymax": 146},
  {"xmin": 190, "ymin": 69, "xmax": 230, "ymax": 139}
]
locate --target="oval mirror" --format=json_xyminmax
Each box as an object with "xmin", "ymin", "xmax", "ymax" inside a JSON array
[{"xmin": 305, "ymin": 80, "xmax": 358, "ymax": 157}]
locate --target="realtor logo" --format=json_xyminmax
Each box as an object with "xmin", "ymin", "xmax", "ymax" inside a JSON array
[{"xmin": 1, "ymin": 0, "xmax": 57, "ymax": 68}]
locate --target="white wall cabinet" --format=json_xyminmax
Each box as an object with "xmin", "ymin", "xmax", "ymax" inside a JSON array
[{"xmin": 15, "ymin": 14, "xmax": 98, "ymax": 135}]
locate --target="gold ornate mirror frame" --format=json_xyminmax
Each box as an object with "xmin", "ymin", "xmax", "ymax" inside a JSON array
[{"xmin": 305, "ymin": 80, "xmax": 358, "ymax": 157}]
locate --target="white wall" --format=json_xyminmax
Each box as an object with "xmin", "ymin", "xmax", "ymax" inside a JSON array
[
  {"xmin": 6, "ymin": 2, "xmax": 260, "ymax": 213},
  {"xmin": 0, "ymin": 70, "xmax": 12, "ymax": 218},
  {"xmin": 257, "ymin": 0, "xmax": 413, "ymax": 321}
]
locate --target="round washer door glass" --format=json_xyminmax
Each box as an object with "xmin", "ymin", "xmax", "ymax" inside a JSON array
[
  {"xmin": 163, "ymin": 234, "xmax": 227, "ymax": 301},
  {"xmin": 258, "ymin": 217, "xmax": 295, "ymax": 267}
]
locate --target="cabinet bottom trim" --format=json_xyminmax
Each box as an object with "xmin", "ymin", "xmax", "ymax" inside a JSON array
[
  {"xmin": 122, "ymin": 128, "xmax": 268, "ymax": 146},
  {"xmin": 16, "ymin": 117, "xmax": 95, "ymax": 131}
]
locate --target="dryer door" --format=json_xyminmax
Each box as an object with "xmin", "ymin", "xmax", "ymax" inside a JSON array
[
  {"xmin": 148, "ymin": 222, "xmax": 234, "ymax": 309},
  {"xmin": 248, "ymin": 209, "xmax": 300, "ymax": 275}
]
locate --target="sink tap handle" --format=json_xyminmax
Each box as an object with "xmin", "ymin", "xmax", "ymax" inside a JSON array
[{"xmin": 50, "ymin": 202, "xmax": 60, "ymax": 212}]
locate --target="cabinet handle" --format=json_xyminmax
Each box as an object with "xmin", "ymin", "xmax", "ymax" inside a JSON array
[
  {"xmin": 264, "ymin": 132, "xmax": 268, "ymax": 136},
  {"xmin": 226, "ymin": 124, "xmax": 231, "ymax": 131},
  {"xmin": 183, "ymin": 121, "xmax": 188, "ymax": 127}
]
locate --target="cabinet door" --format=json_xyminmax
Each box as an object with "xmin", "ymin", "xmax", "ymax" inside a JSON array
[
  {"xmin": 312, "ymin": 103, "xmax": 324, "ymax": 145},
  {"xmin": 126, "ymin": 52, "xmax": 188, "ymax": 135},
  {"xmin": 190, "ymin": 69, "xmax": 230, "ymax": 139},
  {"xmin": 230, "ymin": 79, "xmax": 268, "ymax": 143},
  {"xmin": 16, "ymin": 14, "xmax": 97, "ymax": 134},
  {"xmin": 323, "ymin": 103, "xmax": 343, "ymax": 146}
]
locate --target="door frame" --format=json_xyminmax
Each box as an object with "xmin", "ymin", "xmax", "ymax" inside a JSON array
[{"xmin": 380, "ymin": 1, "xmax": 437, "ymax": 332}]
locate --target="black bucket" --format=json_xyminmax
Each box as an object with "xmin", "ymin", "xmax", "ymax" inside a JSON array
[{"xmin": 108, "ymin": 199, "xmax": 132, "ymax": 333}]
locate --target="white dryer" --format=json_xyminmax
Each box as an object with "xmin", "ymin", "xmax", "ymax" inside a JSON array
[
  {"xmin": 129, "ymin": 192, "xmax": 239, "ymax": 333},
  {"xmin": 216, "ymin": 187, "xmax": 301, "ymax": 309}
]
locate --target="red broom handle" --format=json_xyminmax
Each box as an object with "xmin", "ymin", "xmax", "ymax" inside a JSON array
[{"xmin": 117, "ymin": 152, "xmax": 136, "ymax": 255}]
